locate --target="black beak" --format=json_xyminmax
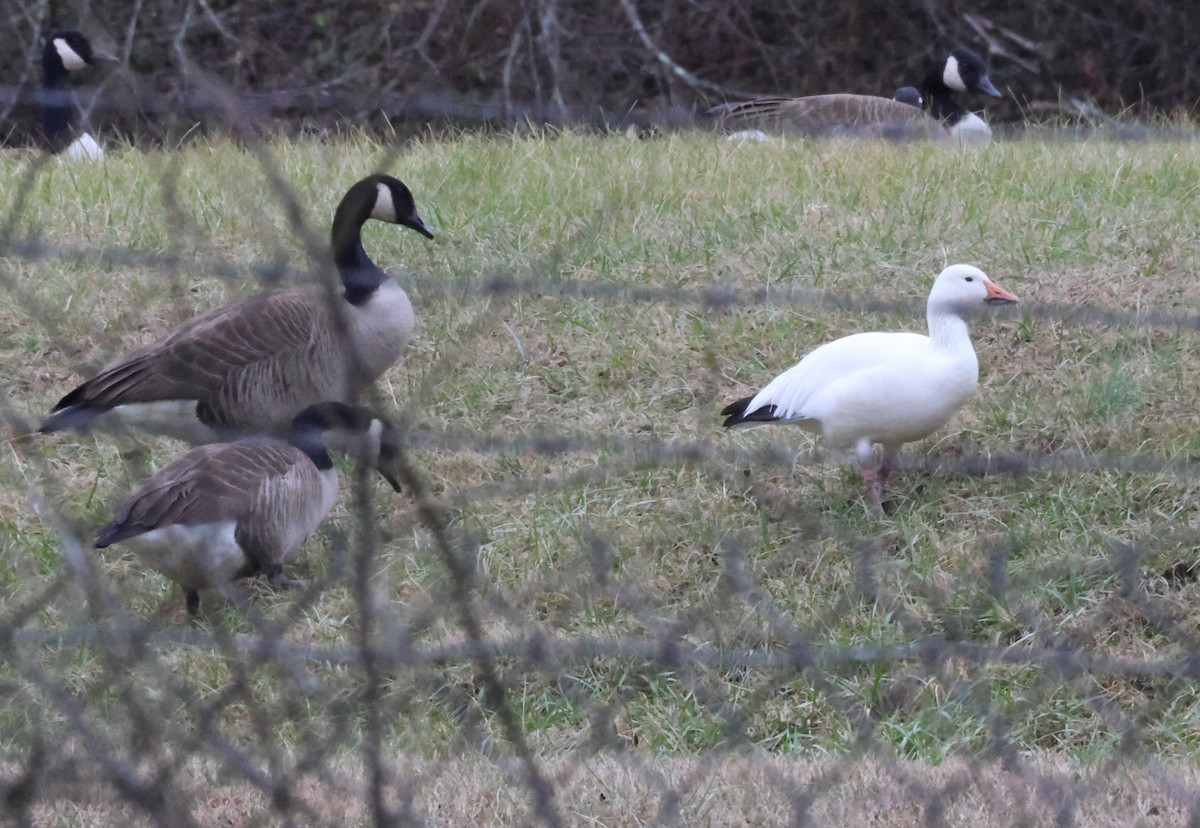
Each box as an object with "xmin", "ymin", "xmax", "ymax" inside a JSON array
[
  {"xmin": 378, "ymin": 467, "xmax": 404, "ymax": 492},
  {"xmin": 402, "ymin": 211, "xmax": 435, "ymax": 240},
  {"xmin": 977, "ymin": 75, "xmax": 1002, "ymax": 98}
]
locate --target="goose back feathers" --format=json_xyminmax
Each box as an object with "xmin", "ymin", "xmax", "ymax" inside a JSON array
[
  {"xmin": 95, "ymin": 402, "xmax": 403, "ymax": 615},
  {"xmin": 41, "ymin": 175, "xmax": 433, "ymax": 442},
  {"xmin": 709, "ymin": 48, "xmax": 1001, "ymax": 142},
  {"xmin": 711, "ymin": 90, "xmax": 948, "ymax": 141}
]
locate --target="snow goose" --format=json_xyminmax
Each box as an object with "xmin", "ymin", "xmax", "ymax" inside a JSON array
[
  {"xmin": 41, "ymin": 174, "xmax": 434, "ymax": 443},
  {"xmin": 721, "ymin": 264, "xmax": 1018, "ymax": 513},
  {"xmin": 709, "ymin": 48, "xmax": 1001, "ymax": 142},
  {"xmin": 94, "ymin": 402, "xmax": 403, "ymax": 616}
]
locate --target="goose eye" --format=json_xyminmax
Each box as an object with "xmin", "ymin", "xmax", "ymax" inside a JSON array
[{"xmin": 965, "ymin": 276, "xmax": 974, "ymax": 282}]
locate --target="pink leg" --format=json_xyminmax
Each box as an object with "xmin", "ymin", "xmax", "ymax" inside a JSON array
[{"xmin": 862, "ymin": 467, "xmax": 885, "ymax": 516}]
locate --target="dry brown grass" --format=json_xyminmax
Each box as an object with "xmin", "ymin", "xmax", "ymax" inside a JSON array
[{"xmin": 25, "ymin": 751, "xmax": 1199, "ymax": 826}]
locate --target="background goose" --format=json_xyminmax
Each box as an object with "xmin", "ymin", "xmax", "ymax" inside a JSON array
[
  {"xmin": 709, "ymin": 48, "xmax": 1001, "ymax": 142},
  {"xmin": 711, "ymin": 87, "xmax": 947, "ymax": 142},
  {"xmin": 41, "ymin": 174, "xmax": 434, "ymax": 443},
  {"xmin": 40, "ymin": 29, "xmax": 116, "ymax": 159},
  {"xmin": 721, "ymin": 264, "xmax": 1018, "ymax": 514},
  {"xmin": 928, "ymin": 47, "xmax": 1002, "ymax": 141},
  {"xmin": 94, "ymin": 402, "xmax": 403, "ymax": 616}
]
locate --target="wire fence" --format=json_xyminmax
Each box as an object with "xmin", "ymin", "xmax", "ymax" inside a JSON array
[{"xmin": 2, "ymin": 90, "xmax": 1200, "ymax": 826}]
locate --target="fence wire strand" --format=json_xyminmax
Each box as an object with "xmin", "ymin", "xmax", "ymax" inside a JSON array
[{"xmin": 2, "ymin": 75, "xmax": 1200, "ymax": 827}]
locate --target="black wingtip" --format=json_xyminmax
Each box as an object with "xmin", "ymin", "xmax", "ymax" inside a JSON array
[
  {"xmin": 721, "ymin": 395, "xmax": 754, "ymax": 428},
  {"xmin": 721, "ymin": 396, "xmax": 781, "ymax": 428}
]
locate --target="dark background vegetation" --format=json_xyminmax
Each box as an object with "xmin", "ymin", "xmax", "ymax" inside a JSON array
[{"xmin": 1, "ymin": 0, "xmax": 1199, "ymax": 141}]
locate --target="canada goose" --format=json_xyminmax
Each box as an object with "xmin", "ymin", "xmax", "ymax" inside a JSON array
[
  {"xmin": 709, "ymin": 48, "xmax": 1001, "ymax": 142},
  {"xmin": 925, "ymin": 48, "xmax": 1002, "ymax": 142},
  {"xmin": 41, "ymin": 174, "xmax": 434, "ymax": 443},
  {"xmin": 721, "ymin": 264, "xmax": 1018, "ymax": 514},
  {"xmin": 40, "ymin": 29, "xmax": 116, "ymax": 159},
  {"xmin": 94, "ymin": 402, "xmax": 403, "ymax": 616},
  {"xmin": 892, "ymin": 87, "xmax": 923, "ymax": 108}
]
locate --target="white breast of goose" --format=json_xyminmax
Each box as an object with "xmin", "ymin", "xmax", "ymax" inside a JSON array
[
  {"xmin": 120, "ymin": 521, "xmax": 247, "ymax": 592},
  {"xmin": 343, "ymin": 279, "xmax": 415, "ymax": 383},
  {"xmin": 949, "ymin": 112, "xmax": 993, "ymax": 142}
]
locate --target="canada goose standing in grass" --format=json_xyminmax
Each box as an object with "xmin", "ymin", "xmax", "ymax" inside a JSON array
[
  {"xmin": 94, "ymin": 402, "xmax": 404, "ymax": 617},
  {"xmin": 709, "ymin": 48, "xmax": 1001, "ymax": 142},
  {"xmin": 40, "ymin": 29, "xmax": 116, "ymax": 159},
  {"xmin": 41, "ymin": 174, "xmax": 434, "ymax": 442},
  {"xmin": 721, "ymin": 265, "xmax": 1018, "ymax": 514}
]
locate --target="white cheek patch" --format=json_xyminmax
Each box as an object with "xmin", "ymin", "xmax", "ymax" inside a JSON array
[
  {"xmin": 366, "ymin": 418, "xmax": 385, "ymax": 461},
  {"xmin": 371, "ymin": 182, "xmax": 397, "ymax": 222},
  {"xmin": 942, "ymin": 55, "xmax": 966, "ymax": 92},
  {"xmin": 53, "ymin": 38, "xmax": 88, "ymax": 71}
]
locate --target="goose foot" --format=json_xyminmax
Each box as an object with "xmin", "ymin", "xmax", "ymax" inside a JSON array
[
  {"xmin": 862, "ymin": 465, "xmax": 893, "ymax": 516},
  {"xmin": 862, "ymin": 469, "xmax": 885, "ymax": 516},
  {"xmin": 185, "ymin": 589, "xmax": 200, "ymax": 618},
  {"xmin": 264, "ymin": 569, "xmax": 307, "ymax": 591}
]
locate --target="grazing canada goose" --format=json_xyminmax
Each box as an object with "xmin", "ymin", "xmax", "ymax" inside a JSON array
[
  {"xmin": 709, "ymin": 48, "xmax": 1001, "ymax": 142},
  {"xmin": 721, "ymin": 264, "xmax": 1018, "ymax": 514},
  {"xmin": 41, "ymin": 174, "xmax": 434, "ymax": 443},
  {"xmin": 40, "ymin": 29, "xmax": 116, "ymax": 159},
  {"xmin": 94, "ymin": 402, "xmax": 404, "ymax": 616}
]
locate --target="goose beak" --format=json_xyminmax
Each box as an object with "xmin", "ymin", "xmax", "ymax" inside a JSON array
[
  {"xmin": 92, "ymin": 49, "xmax": 120, "ymax": 64},
  {"xmin": 977, "ymin": 75, "xmax": 1002, "ymax": 98},
  {"xmin": 402, "ymin": 211, "xmax": 435, "ymax": 240},
  {"xmin": 380, "ymin": 470, "xmax": 403, "ymax": 492},
  {"xmin": 984, "ymin": 281, "xmax": 1018, "ymax": 305}
]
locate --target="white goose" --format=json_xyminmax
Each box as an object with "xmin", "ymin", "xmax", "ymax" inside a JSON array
[{"xmin": 721, "ymin": 264, "xmax": 1018, "ymax": 513}]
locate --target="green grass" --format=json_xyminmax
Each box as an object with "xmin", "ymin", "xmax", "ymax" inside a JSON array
[{"xmin": 1, "ymin": 130, "xmax": 1198, "ymax": 792}]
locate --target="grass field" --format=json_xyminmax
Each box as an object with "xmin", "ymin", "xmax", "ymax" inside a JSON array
[{"xmin": 1, "ymin": 130, "xmax": 1198, "ymax": 822}]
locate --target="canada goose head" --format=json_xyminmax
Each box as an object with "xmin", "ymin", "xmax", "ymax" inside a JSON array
[
  {"xmin": 935, "ymin": 48, "xmax": 1001, "ymax": 98},
  {"xmin": 288, "ymin": 402, "xmax": 404, "ymax": 491},
  {"xmin": 893, "ymin": 87, "xmax": 923, "ymax": 108},
  {"xmin": 42, "ymin": 29, "xmax": 116, "ymax": 78},
  {"xmin": 927, "ymin": 264, "xmax": 1018, "ymax": 320},
  {"xmin": 39, "ymin": 30, "xmax": 116, "ymax": 154},
  {"xmin": 331, "ymin": 174, "xmax": 433, "ymax": 303}
]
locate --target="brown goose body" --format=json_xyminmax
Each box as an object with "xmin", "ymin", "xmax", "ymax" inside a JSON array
[
  {"xmin": 710, "ymin": 93, "xmax": 948, "ymax": 141},
  {"xmin": 710, "ymin": 48, "xmax": 1001, "ymax": 142},
  {"xmin": 41, "ymin": 175, "xmax": 433, "ymax": 443},
  {"xmin": 95, "ymin": 402, "xmax": 403, "ymax": 615}
]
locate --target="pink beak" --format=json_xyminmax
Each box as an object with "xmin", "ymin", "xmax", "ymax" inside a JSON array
[{"xmin": 984, "ymin": 280, "xmax": 1019, "ymax": 305}]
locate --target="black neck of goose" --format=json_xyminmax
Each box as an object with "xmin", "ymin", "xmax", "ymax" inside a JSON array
[
  {"xmin": 289, "ymin": 425, "xmax": 335, "ymax": 471},
  {"xmin": 40, "ymin": 62, "xmax": 73, "ymax": 152},
  {"xmin": 332, "ymin": 196, "xmax": 386, "ymax": 307},
  {"xmin": 921, "ymin": 73, "xmax": 966, "ymax": 124}
]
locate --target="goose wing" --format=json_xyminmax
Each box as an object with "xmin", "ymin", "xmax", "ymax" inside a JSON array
[
  {"xmin": 49, "ymin": 288, "xmax": 335, "ymax": 425},
  {"xmin": 710, "ymin": 94, "xmax": 945, "ymax": 139},
  {"xmin": 95, "ymin": 441, "xmax": 306, "ymax": 559},
  {"xmin": 725, "ymin": 332, "xmax": 931, "ymax": 425}
]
